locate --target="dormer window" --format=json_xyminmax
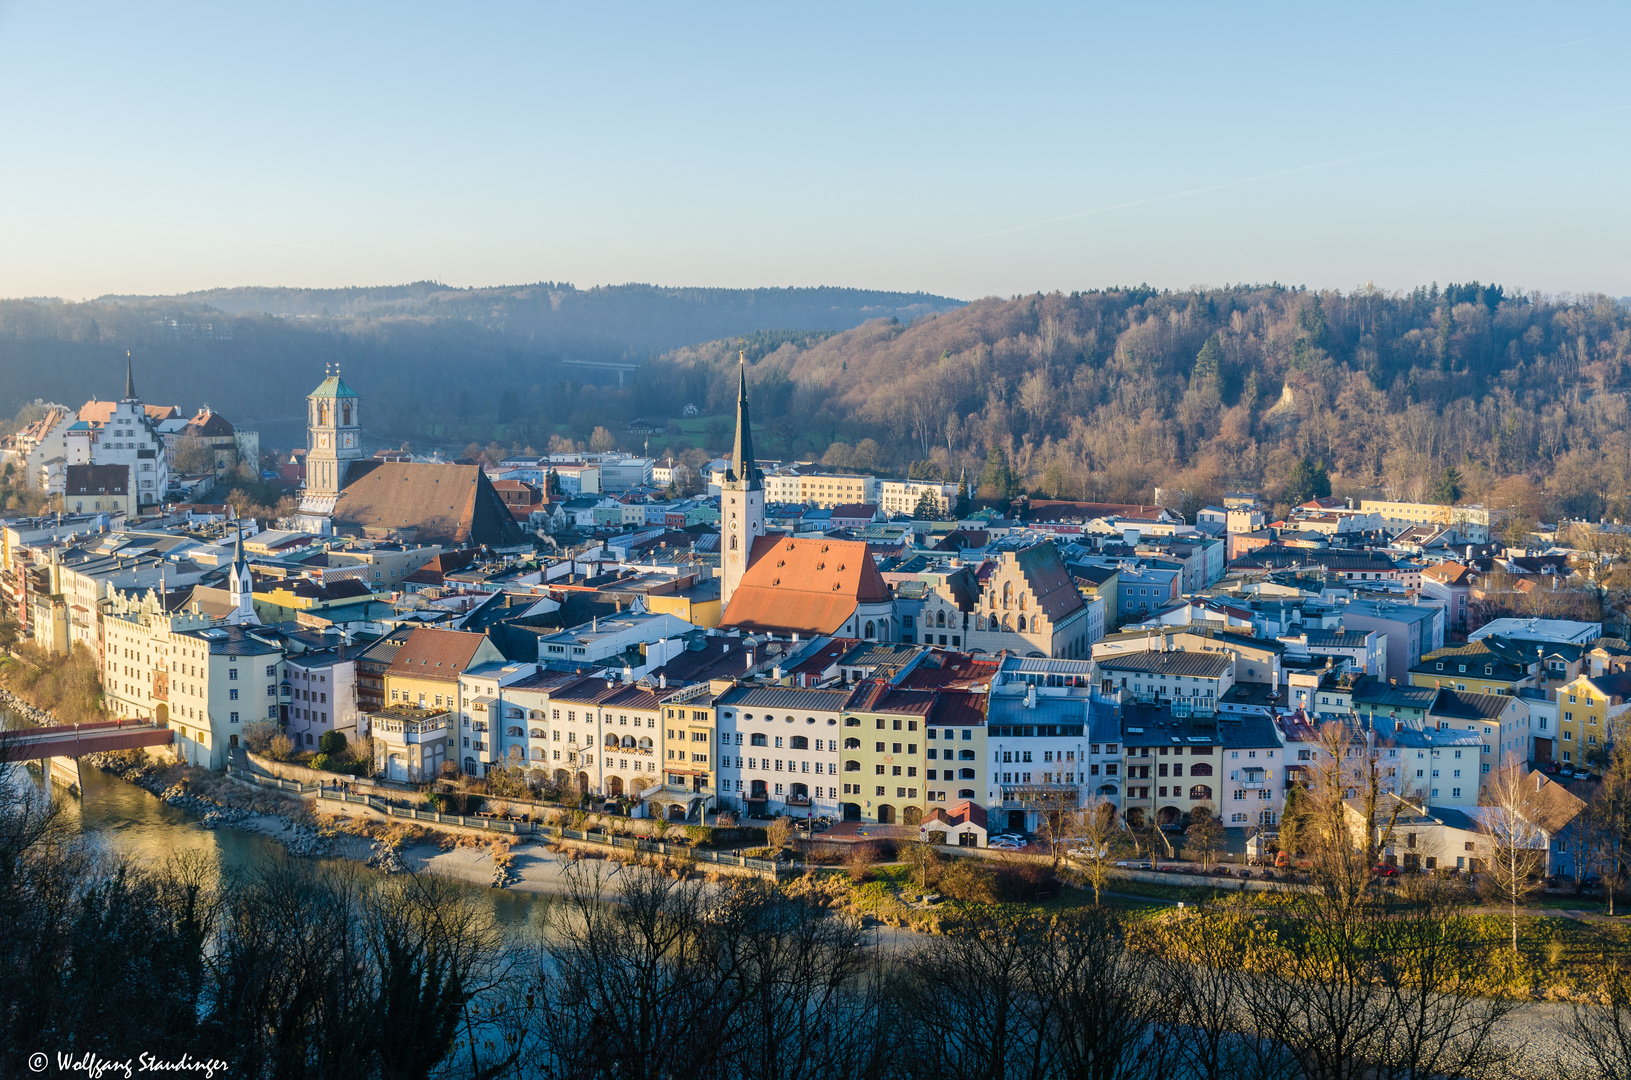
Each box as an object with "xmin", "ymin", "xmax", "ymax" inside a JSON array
[{"xmin": 1436, "ymin": 662, "xmax": 1443, "ymax": 671}]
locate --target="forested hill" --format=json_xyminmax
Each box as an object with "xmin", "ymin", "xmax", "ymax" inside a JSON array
[
  {"xmin": 658, "ymin": 285, "xmax": 1631, "ymax": 521},
  {"xmin": 0, "ymin": 283, "xmax": 962, "ymax": 426}
]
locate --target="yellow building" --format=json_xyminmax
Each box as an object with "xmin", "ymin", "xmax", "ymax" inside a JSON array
[
  {"xmin": 762, "ymin": 470, "xmax": 876, "ymax": 509},
  {"xmin": 1556, "ymin": 672, "xmax": 1631, "ymax": 772},
  {"xmin": 645, "ymin": 581, "xmax": 723, "ymax": 629},
  {"xmin": 655, "ymin": 678, "xmax": 727, "ymax": 819},
  {"xmin": 1409, "ymin": 643, "xmax": 1534, "ymax": 698},
  {"xmin": 382, "ymin": 627, "xmax": 505, "ymax": 714}
]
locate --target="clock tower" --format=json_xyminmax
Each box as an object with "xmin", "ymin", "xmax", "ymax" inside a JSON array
[
  {"xmin": 719, "ymin": 351, "xmax": 764, "ymax": 611},
  {"xmin": 305, "ymin": 365, "xmax": 363, "ymax": 499}
]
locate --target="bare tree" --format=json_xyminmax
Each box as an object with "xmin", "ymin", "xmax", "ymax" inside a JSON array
[
  {"xmin": 1184, "ymin": 803, "xmax": 1225, "ymax": 869},
  {"xmin": 1476, "ymin": 755, "xmax": 1550, "ymax": 956},
  {"xmin": 1074, "ymin": 797, "xmax": 1132, "ymax": 905}
]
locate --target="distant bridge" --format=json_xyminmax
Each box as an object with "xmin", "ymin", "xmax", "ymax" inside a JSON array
[
  {"xmin": 0, "ymin": 719, "xmax": 173, "ymax": 763},
  {"xmin": 558, "ymin": 359, "xmax": 641, "ymax": 387}
]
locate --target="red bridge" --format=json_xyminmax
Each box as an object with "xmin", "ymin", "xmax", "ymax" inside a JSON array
[{"xmin": 0, "ymin": 719, "xmax": 174, "ymax": 763}]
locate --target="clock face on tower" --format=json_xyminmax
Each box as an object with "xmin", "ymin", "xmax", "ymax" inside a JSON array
[
  {"xmin": 317, "ymin": 433, "xmax": 330, "ymax": 449},
  {"xmin": 342, "ymin": 433, "xmax": 354, "ymax": 449}
]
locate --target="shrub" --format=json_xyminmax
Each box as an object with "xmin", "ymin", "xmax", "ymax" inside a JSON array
[
  {"xmin": 318, "ymin": 730, "xmax": 347, "ymax": 756},
  {"xmin": 241, "ymin": 721, "xmax": 278, "ymax": 754},
  {"xmin": 267, "ymin": 734, "xmax": 294, "ymax": 761},
  {"xmin": 935, "ymin": 858, "xmax": 999, "ymax": 904},
  {"xmin": 847, "ymin": 841, "xmax": 881, "ymax": 883}
]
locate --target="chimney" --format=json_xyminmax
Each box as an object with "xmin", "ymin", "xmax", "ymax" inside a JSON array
[
  {"xmin": 1024, "ymin": 685, "xmax": 1036, "ymax": 709},
  {"xmin": 745, "ymin": 649, "xmax": 754, "ymax": 672},
  {"xmin": 659, "ymin": 673, "xmax": 666, "ymax": 689}
]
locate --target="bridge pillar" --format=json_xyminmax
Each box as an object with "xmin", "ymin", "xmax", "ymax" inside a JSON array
[{"xmin": 46, "ymin": 756, "xmax": 82, "ymax": 798}]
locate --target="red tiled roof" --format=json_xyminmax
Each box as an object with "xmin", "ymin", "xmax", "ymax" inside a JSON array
[{"xmin": 719, "ymin": 536, "xmax": 890, "ymax": 636}]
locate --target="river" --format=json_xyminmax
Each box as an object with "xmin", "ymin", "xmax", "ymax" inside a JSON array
[{"xmin": 2, "ymin": 705, "xmax": 542, "ymax": 927}]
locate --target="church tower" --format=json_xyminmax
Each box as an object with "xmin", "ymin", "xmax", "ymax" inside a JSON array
[
  {"xmin": 719, "ymin": 351, "xmax": 764, "ymax": 611},
  {"xmin": 304, "ymin": 365, "xmax": 363, "ymax": 499},
  {"xmin": 226, "ymin": 521, "xmax": 260, "ymax": 626}
]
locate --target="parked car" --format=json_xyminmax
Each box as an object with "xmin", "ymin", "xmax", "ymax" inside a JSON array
[
  {"xmin": 1573, "ymin": 769, "xmax": 1593, "ymax": 780},
  {"xmin": 1372, "ymin": 863, "xmax": 1398, "ymax": 877},
  {"xmin": 1542, "ymin": 761, "xmax": 1561, "ymax": 775},
  {"xmin": 1234, "ymin": 869, "xmax": 1252, "ymax": 879},
  {"xmin": 988, "ymin": 838, "xmax": 1025, "ymax": 850}
]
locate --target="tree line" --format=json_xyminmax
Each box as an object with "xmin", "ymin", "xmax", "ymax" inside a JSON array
[{"xmin": 660, "ymin": 284, "xmax": 1631, "ymax": 523}]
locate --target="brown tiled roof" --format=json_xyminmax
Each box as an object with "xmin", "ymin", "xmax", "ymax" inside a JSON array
[
  {"xmin": 719, "ymin": 535, "xmax": 890, "ymax": 636},
  {"xmin": 65, "ymin": 463, "xmax": 129, "ymax": 496},
  {"xmin": 387, "ymin": 628, "xmax": 494, "ymax": 682},
  {"xmin": 182, "ymin": 410, "xmax": 235, "ymax": 437},
  {"xmin": 897, "ymin": 652, "xmax": 1000, "ymax": 690},
  {"xmin": 549, "ymin": 674, "xmax": 663, "ymax": 710},
  {"xmin": 1011, "ymin": 542, "xmax": 1086, "ymax": 621},
  {"xmin": 78, "ymin": 400, "xmax": 176, "ymax": 423},
  {"xmin": 928, "ymin": 800, "xmax": 987, "ymax": 831},
  {"xmin": 331, "ymin": 462, "xmax": 525, "ymax": 547},
  {"xmin": 1524, "ymin": 771, "xmax": 1587, "ymax": 834},
  {"xmin": 1421, "ymin": 561, "xmax": 1473, "ymax": 586}
]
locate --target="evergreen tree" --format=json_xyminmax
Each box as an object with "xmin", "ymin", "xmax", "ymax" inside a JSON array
[
  {"xmin": 1192, "ymin": 333, "xmax": 1223, "ymax": 385},
  {"xmin": 1432, "ymin": 466, "xmax": 1463, "ymax": 505}
]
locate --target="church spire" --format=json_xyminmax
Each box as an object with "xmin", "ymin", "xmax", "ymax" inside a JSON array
[
  {"xmin": 123, "ymin": 351, "xmax": 136, "ymax": 401},
  {"xmin": 727, "ymin": 350, "xmax": 760, "ymax": 490}
]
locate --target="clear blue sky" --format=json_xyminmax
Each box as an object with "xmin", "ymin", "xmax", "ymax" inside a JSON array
[{"xmin": 1, "ymin": 1, "xmax": 1627, "ymax": 300}]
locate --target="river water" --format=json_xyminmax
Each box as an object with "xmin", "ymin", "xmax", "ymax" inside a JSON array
[{"xmin": 3, "ymin": 706, "xmax": 541, "ymax": 927}]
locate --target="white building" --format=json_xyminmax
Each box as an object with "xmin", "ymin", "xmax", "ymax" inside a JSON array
[
  {"xmin": 715, "ymin": 684, "xmax": 849, "ymax": 817},
  {"xmin": 103, "ymin": 592, "xmax": 283, "ymax": 769},
  {"xmin": 879, "ymin": 478, "xmax": 958, "ymax": 517},
  {"xmin": 86, "ymin": 369, "xmax": 170, "ymax": 509},
  {"xmin": 532, "ymin": 611, "xmax": 696, "ymax": 667}
]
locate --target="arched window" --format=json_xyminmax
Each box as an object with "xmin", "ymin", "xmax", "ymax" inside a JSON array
[
  {"xmin": 975, "ymin": 614, "xmax": 985, "ymax": 631},
  {"xmin": 844, "ymin": 737, "xmax": 861, "ymax": 749},
  {"xmin": 936, "ymin": 610, "xmax": 946, "ymax": 628},
  {"xmin": 729, "ymin": 534, "xmax": 738, "ymax": 550},
  {"xmin": 1002, "ymin": 615, "xmax": 1013, "ymax": 632},
  {"xmin": 530, "ymin": 746, "xmax": 545, "ymax": 759},
  {"xmin": 1189, "ymin": 763, "xmax": 1213, "ymax": 777},
  {"xmin": 1019, "ymin": 593, "xmax": 1027, "ymax": 611},
  {"xmin": 1002, "ymin": 581, "xmax": 1012, "ymax": 608},
  {"xmin": 621, "ymin": 735, "xmax": 635, "ymax": 748},
  {"xmin": 751, "ymin": 733, "xmax": 767, "ymax": 746},
  {"xmin": 959, "ymin": 749, "xmax": 976, "ymax": 760},
  {"xmin": 638, "ymin": 737, "xmax": 653, "ymax": 750},
  {"xmin": 791, "ymin": 736, "xmax": 808, "ymax": 750},
  {"xmin": 845, "ymin": 760, "xmax": 861, "ymax": 772},
  {"xmin": 1017, "ymin": 615, "xmax": 1027, "ymax": 632},
  {"xmin": 505, "ymin": 726, "xmax": 524, "ymax": 738},
  {"xmin": 959, "ymin": 768, "xmax": 975, "ymax": 780},
  {"xmin": 530, "ymin": 728, "xmax": 545, "ymax": 738},
  {"xmin": 1189, "ymin": 785, "xmax": 1213, "ymax": 801},
  {"xmin": 864, "ymin": 621, "xmax": 875, "ymax": 639},
  {"xmin": 604, "ymin": 734, "xmax": 619, "ymax": 747},
  {"xmin": 342, "ymin": 402, "xmax": 351, "ymax": 425},
  {"xmin": 318, "ymin": 402, "xmax": 329, "ymax": 427},
  {"xmin": 957, "ymin": 788, "xmax": 976, "ymax": 799}
]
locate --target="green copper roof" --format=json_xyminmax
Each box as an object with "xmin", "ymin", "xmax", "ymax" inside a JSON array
[{"xmin": 309, "ymin": 374, "xmax": 359, "ymax": 399}]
